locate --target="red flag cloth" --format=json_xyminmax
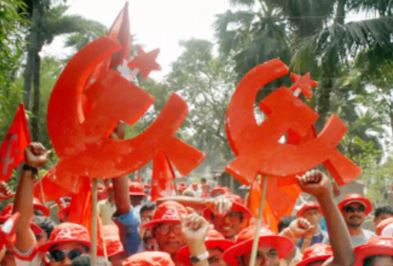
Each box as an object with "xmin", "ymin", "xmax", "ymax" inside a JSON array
[
  {"xmin": 33, "ymin": 169, "xmax": 74, "ymax": 203},
  {"xmin": 150, "ymin": 152, "xmax": 176, "ymax": 201},
  {"xmin": 67, "ymin": 177, "xmax": 105, "ymax": 255},
  {"xmin": 0, "ymin": 104, "xmax": 31, "ymax": 181},
  {"xmin": 247, "ymin": 176, "xmax": 301, "ymax": 233}
]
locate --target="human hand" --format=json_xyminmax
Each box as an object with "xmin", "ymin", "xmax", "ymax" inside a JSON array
[
  {"xmin": 181, "ymin": 209, "xmax": 210, "ymax": 245},
  {"xmin": 205, "ymin": 196, "xmax": 232, "ymax": 216},
  {"xmin": 285, "ymin": 218, "xmax": 315, "ymax": 240},
  {"xmin": 24, "ymin": 142, "xmax": 50, "ymax": 168},
  {"xmin": 296, "ymin": 170, "xmax": 332, "ymax": 199}
]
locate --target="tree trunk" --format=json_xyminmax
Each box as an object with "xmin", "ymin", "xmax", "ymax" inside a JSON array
[
  {"xmin": 31, "ymin": 54, "xmax": 41, "ymax": 140},
  {"xmin": 23, "ymin": 0, "xmax": 41, "ymax": 109},
  {"xmin": 335, "ymin": 0, "xmax": 346, "ymax": 24}
]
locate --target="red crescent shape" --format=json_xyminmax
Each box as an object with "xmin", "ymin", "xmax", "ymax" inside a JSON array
[{"xmin": 226, "ymin": 59, "xmax": 349, "ymax": 183}]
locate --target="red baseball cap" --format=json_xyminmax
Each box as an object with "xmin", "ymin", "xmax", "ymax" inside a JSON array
[
  {"xmin": 353, "ymin": 236, "xmax": 393, "ymax": 266},
  {"xmin": 296, "ymin": 201, "xmax": 322, "ymax": 217},
  {"xmin": 129, "ymin": 182, "xmax": 146, "ymax": 196},
  {"xmin": 338, "ymin": 193, "xmax": 372, "ymax": 215},
  {"xmin": 296, "ymin": 244, "xmax": 332, "ymax": 266},
  {"xmin": 122, "ymin": 251, "xmax": 175, "ymax": 266},
  {"xmin": 210, "ymin": 186, "xmax": 230, "ymax": 197},
  {"xmin": 38, "ymin": 222, "xmax": 91, "ymax": 252},
  {"xmin": 223, "ymin": 225, "xmax": 294, "ymax": 266},
  {"xmin": 203, "ymin": 194, "xmax": 252, "ymax": 222},
  {"xmin": 376, "ymin": 217, "xmax": 393, "ymax": 236},
  {"xmin": 176, "ymin": 229, "xmax": 234, "ymax": 265},
  {"xmin": 103, "ymin": 225, "xmax": 124, "ymax": 257},
  {"xmin": 32, "ymin": 197, "xmax": 50, "ymax": 217},
  {"xmin": 143, "ymin": 201, "xmax": 188, "ymax": 229}
]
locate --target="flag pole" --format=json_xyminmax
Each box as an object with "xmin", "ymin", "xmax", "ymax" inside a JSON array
[
  {"xmin": 91, "ymin": 179, "xmax": 98, "ymax": 265},
  {"xmin": 249, "ymin": 175, "xmax": 268, "ymax": 266}
]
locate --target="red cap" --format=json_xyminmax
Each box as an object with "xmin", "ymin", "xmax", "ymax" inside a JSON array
[
  {"xmin": 97, "ymin": 183, "xmax": 109, "ymax": 201},
  {"xmin": 33, "ymin": 197, "xmax": 50, "ymax": 216},
  {"xmin": 203, "ymin": 194, "xmax": 252, "ymax": 222},
  {"xmin": 223, "ymin": 225, "xmax": 294, "ymax": 266},
  {"xmin": 353, "ymin": 236, "xmax": 393, "ymax": 266},
  {"xmin": 338, "ymin": 193, "xmax": 372, "ymax": 215},
  {"xmin": 143, "ymin": 201, "xmax": 188, "ymax": 229},
  {"xmin": 296, "ymin": 201, "xmax": 322, "ymax": 217},
  {"xmin": 296, "ymin": 244, "xmax": 332, "ymax": 266},
  {"xmin": 129, "ymin": 182, "xmax": 146, "ymax": 196},
  {"xmin": 210, "ymin": 186, "xmax": 230, "ymax": 197},
  {"xmin": 103, "ymin": 225, "xmax": 124, "ymax": 257},
  {"xmin": 122, "ymin": 251, "xmax": 174, "ymax": 266},
  {"xmin": 38, "ymin": 222, "xmax": 91, "ymax": 252},
  {"xmin": 176, "ymin": 229, "xmax": 233, "ymax": 265},
  {"xmin": 377, "ymin": 217, "xmax": 393, "ymax": 236},
  {"xmin": 0, "ymin": 181, "xmax": 14, "ymax": 200}
]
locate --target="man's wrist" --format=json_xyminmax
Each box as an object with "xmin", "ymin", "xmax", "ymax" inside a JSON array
[{"xmin": 22, "ymin": 164, "xmax": 38, "ymax": 176}]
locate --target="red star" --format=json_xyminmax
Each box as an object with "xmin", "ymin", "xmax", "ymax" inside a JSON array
[
  {"xmin": 289, "ymin": 72, "xmax": 318, "ymax": 98},
  {"xmin": 128, "ymin": 45, "xmax": 161, "ymax": 79}
]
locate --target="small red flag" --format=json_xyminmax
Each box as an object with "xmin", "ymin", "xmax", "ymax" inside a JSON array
[
  {"xmin": 0, "ymin": 104, "xmax": 31, "ymax": 181},
  {"xmin": 150, "ymin": 152, "xmax": 176, "ymax": 201}
]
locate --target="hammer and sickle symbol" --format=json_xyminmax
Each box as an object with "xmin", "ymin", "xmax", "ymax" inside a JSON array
[
  {"xmin": 226, "ymin": 59, "xmax": 360, "ymax": 185},
  {"xmin": 47, "ymin": 37, "xmax": 204, "ymax": 193}
]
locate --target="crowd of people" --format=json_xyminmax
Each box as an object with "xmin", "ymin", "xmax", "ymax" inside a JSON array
[{"xmin": 0, "ymin": 140, "xmax": 392, "ymax": 266}]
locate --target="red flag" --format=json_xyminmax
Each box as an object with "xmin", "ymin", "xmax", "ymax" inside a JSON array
[
  {"xmin": 0, "ymin": 104, "xmax": 31, "ymax": 181},
  {"xmin": 33, "ymin": 169, "xmax": 74, "ymax": 203},
  {"xmin": 150, "ymin": 152, "xmax": 176, "ymax": 201},
  {"xmin": 247, "ymin": 175, "xmax": 301, "ymax": 233}
]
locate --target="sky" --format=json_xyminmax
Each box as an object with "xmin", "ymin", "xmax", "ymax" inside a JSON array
[{"xmin": 42, "ymin": 0, "xmax": 231, "ymax": 80}]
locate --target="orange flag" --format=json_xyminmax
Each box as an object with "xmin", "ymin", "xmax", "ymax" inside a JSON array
[
  {"xmin": 150, "ymin": 152, "xmax": 176, "ymax": 201},
  {"xmin": 247, "ymin": 175, "xmax": 301, "ymax": 233},
  {"xmin": 0, "ymin": 104, "xmax": 31, "ymax": 181}
]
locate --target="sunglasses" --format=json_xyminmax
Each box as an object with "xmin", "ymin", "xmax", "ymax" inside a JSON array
[
  {"xmin": 49, "ymin": 249, "xmax": 83, "ymax": 262},
  {"xmin": 155, "ymin": 223, "xmax": 182, "ymax": 235},
  {"xmin": 344, "ymin": 205, "xmax": 365, "ymax": 213}
]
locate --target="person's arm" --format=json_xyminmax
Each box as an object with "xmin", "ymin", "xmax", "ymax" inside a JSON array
[
  {"xmin": 157, "ymin": 195, "xmax": 232, "ymax": 215},
  {"xmin": 14, "ymin": 143, "xmax": 50, "ymax": 253},
  {"xmin": 297, "ymin": 170, "xmax": 353, "ymax": 266},
  {"xmin": 181, "ymin": 210, "xmax": 209, "ymax": 266},
  {"xmin": 111, "ymin": 122, "xmax": 140, "ymax": 255}
]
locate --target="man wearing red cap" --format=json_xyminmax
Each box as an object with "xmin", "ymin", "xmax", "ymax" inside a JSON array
[
  {"xmin": 12, "ymin": 143, "xmax": 91, "ymax": 266},
  {"xmin": 222, "ymin": 170, "xmax": 353, "ymax": 266},
  {"xmin": 338, "ymin": 193, "xmax": 375, "ymax": 247},
  {"xmin": 296, "ymin": 201, "xmax": 328, "ymax": 251},
  {"xmin": 353, "ymin": 236, "xmax": 393, "ymax": 266}
]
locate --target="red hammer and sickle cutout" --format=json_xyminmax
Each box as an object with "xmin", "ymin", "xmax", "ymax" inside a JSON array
[
  {"xmin": 226, "ymin": 59, "xmax": 360, "ymax": 185},
  {"xmin": 47, "ymin": 37, "xmax": 204, "ymax": 193}
]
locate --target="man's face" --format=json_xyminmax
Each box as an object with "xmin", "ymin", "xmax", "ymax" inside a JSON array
[
  {"xmin": 374, "ymin": 213, "xmax": 393, "ymax": 227},
  {"xmin": 48, "ymin": 243, "xmax": 88, "ymax": 266},
  {"xmin": 154, "ymin": 222, "xmax": 185, "ymax": 255},
  {"xmin": 242, "ymin": 246, "xmax": 280, "ymax": 266},
  {"xmin": 141, "ymin": 209, "xmax": 154, "ymax": 224},
  {"xmin": 342, "ymin": 202, "xmax": 366, "ymax": 228},
  {"xmin": 207, "ymin": 248, "xmax": 227, "ymax": 266},
  {"xmin": 212, "ymin": 211, "xmax": 245, "ymax": 240},
  {"xmin": 370, "ymin": 255, "xmax": 393, "ymax": 266},
  {"xmin": 130, "ymin": 196, "xmax": 144, "ymax": 207},
  {"xmin": 302, "ymin": 208, "xmax": 321, "ymax": 227}
]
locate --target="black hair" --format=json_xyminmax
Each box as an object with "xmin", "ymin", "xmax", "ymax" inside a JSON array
[
  {"xmin": 71, "ymin": 254, "xmax": 91, "ymax": 266},
  {"xmin": 278, "ymin": 216, "xmax": 296, "ymax": 233},
  {"xmin": 33, "ymin": 216, "xmax": 56, "ymax": 238},
  {"xmin": 140, "ymin": 202, "xmax": 156, "ymax": 217},
  {"xmin": 374, "ymin": 206, "xmax": 393, "ymax": 218}
]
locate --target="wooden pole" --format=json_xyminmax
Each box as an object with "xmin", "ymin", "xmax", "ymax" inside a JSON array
[
  {"xmin": 249, "ymin": 175, "xmax": 268, "ymax": 266},
  {"xmin": 91, "ymin": 179, "xmax": 98, "ymax": 265}
]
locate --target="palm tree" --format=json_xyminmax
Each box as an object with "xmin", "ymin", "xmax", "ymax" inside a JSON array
[{"xmin": 23, "ymin": 1, "xmax": 106, "ymax": 140}]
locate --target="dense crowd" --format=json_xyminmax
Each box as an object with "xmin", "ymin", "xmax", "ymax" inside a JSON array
[{"xmin": 0, "ymin": 140, "xmax": 392, "ymax": 266}]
